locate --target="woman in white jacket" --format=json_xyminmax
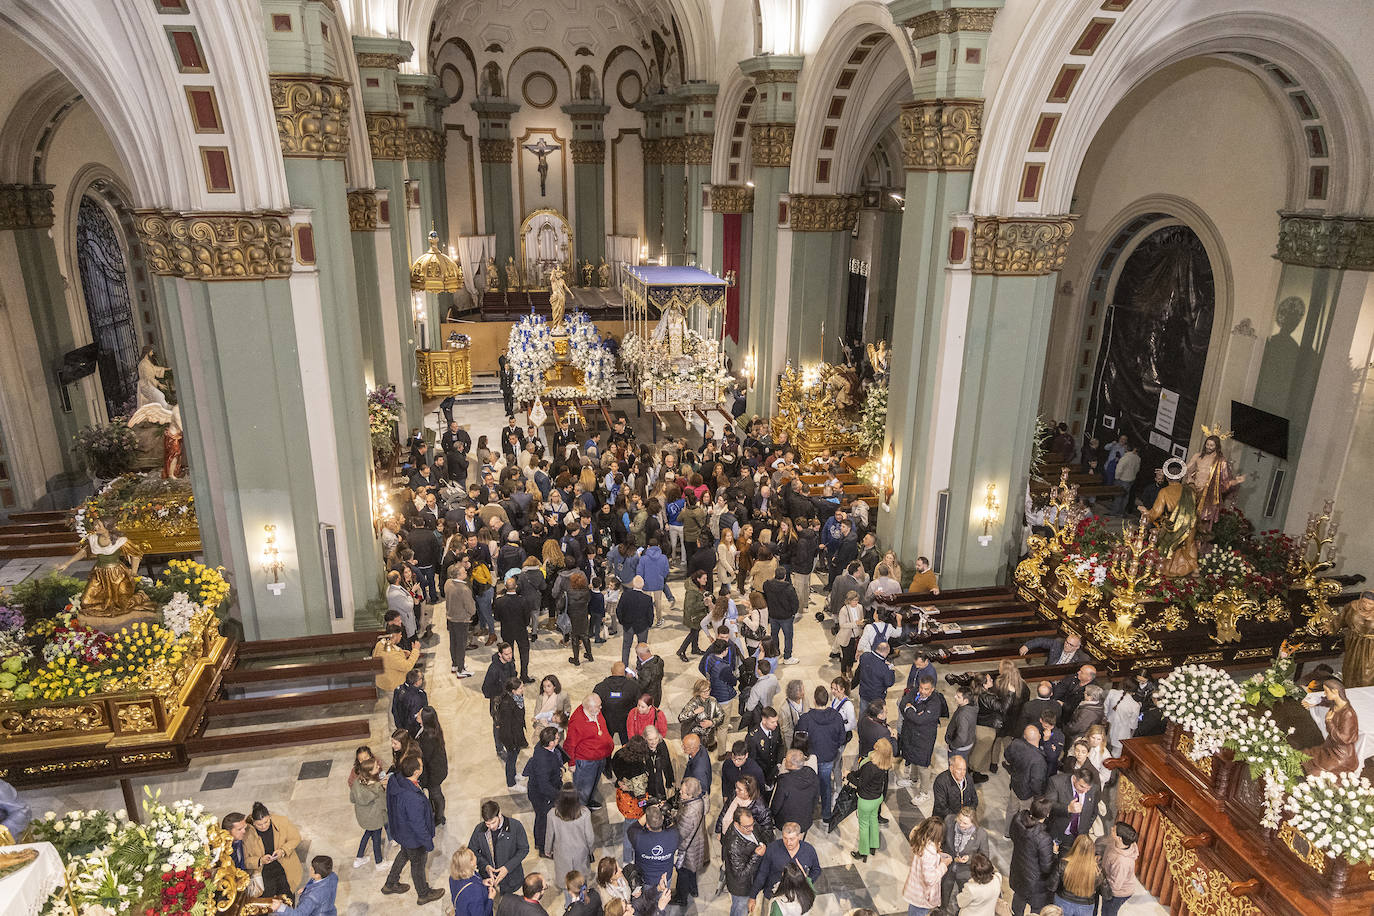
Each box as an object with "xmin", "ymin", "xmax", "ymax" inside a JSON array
[{"xmin": 954, "ymin": 852, "xmax": 1003, "ymax": 916}]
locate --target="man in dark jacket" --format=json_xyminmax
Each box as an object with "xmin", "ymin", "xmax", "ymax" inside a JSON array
[
  {"xmin": 1053, "ymin": 664, "xmax": 1097, "ymax": 725},
  {"xmin": 790, "ymin": 520, "xmax": 820, "ymax": 599},
  {"xmin": 722, "ymin": 809, "xmax": 766, "ymax": 914},
  {"xmin": 721, "ymin": 740, "xmax": 766, "ymax": 803},
  {"xmin": 857, "ymin": 699, "xmax": 892, "ymax": 759},
  {"xmin": 482, "ymin": 644, "xmax": 518, "ymax": 755},
  {"xmin": 856, "ymin": 641, "xmax": 896, "ymax": 706},
  {"xmin": 1064, "ymin": 683, "xmax": 1107, "ymax": 742},
  {"xmin": 794, "ymin": 686, "xmax": 847, "ymax": 820},
  {"xmin": 769, "ymin": 749, "xmax": 821, "ymax": 834},
  {"xmin": 826, "ymin": 521, "xmax": 859, "ymax": 587},
  {"xmin": 1009, "ymin": 797, "xmax": 1056, "ymax": 916},
  {"xmin": 745, "ymin": 708, "xmax": 785, "ymax": 791},
  {"xmin": 763, "ymin": 567, "xmax": 801, "ymax": 662},
  {"xmin": 469, "ymin": 799, "xmax": 530, "ymax": 897},
  {"xmin": 945, "ymin": 685, "xmax": 977, "ymax": 761},
  {"xmin": 391, "ymin": 669, "xmax": 427, "ymax": 737},
  {"xmin": 1020, "ymin": 632, "xmax": 1091, "ymax": 667},
  {"xmin": 898, "ymin": 676, "xmax": 947, "ymax": 800},
  {"xmin": 493, "ymin": 576, "xmax": 534, "ymax": 683},
  {"xmin": 752, "ymin": 824, "xmax": 821, "ymax": 898},
  {"xmin": 905, "ymin": 649, "xmax": 939, "ymax": 693},
  {"xmin": 1039, "ymin": 710, "xmax": 1066, "ymax": 778},
  {"xmin": 381, "ymin": 756, "xmax": 444, "ymax": 903},
  {"xmin": 1018, "ymin": 680, "xmax": 1060, "ymax": 735},
  {"xmin": 523, "ymin": 726, "xmax": 564, "ymax": 855},
  {"xmin": 617, "ymin": 576, "xmax": 655, "ymax": 666},
  {"xmin": 627, "ymin": 804, "xmax": 679, "ymax": 891},
  {"xmin": 593, "ymin": 662, "xmax": 641, "ymax": 743},
  {"xmin": 1003, "ymin": 724, "xmax": 1048, "ymax": 838},
  {"xmin": 681, "ymin": 733, "xmax": 712, "ymax": 796},
  {"xmin": 931, "ymin": 755, "xmax": 979, "ymax": 819},
  {"xmin": 688, "ymin": 537, "xmax": 716, "ymax": 593},
  {"xmin": 1045, "ymin": 767, "xmax": 1101, "ymax": 851},
  {"xmin": 633, "ymin": 642, "xmax": 665, "ymax": 707},
  {"xmin": 703, "ymin": 639, "xmax": 738, "ymax": 704}
]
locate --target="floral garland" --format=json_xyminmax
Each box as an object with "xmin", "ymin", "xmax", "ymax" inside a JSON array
[
  {"xmin": 1285, "ymin": 771, "xmax": 1374, "ymax": 864},
  {"xmin": 1064, "ymin": 553, "xmax": 1109, "ymax": 588},
  {"xmin": 1155, "ymin": 664, "xmax": 1246, "ymax": 758},
  {"xmin": 368, "ymin": 386, "xmax": 400, "ymax": 453},
  {"xmin": 76, "ymin": 475, "xmax": 196, "ymax": 540},
  {"xmin": 621, "ymin": 329, "xmax": 729, "ymax": 401}
]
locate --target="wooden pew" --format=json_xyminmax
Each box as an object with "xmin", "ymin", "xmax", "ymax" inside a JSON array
[
  {"xmin": 220, "ymin": 657, "xmax": 382, "ymax": 685},
  {"xmin": 187, "ymin": 719, "xmax": 372, "ymax": 756},
  {"xmin": 236, "ymin": 631, "xmax": 384, "ymax": 659},
  {"xmin": 205, "ymin": 686, "xmax": 377, "ymax": 718}
]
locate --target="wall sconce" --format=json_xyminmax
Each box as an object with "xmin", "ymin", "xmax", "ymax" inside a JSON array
[
  {"xmin": 879, "ymin": 443, "xmax": 895, "ymax": 508},
  {"xmin": 639, "ymin": 241, "xmax": 648, "ymax": 262},
  {"xmin": 745, "ymin": 180, "xmax": 755, "ymax": 189},
  {"xmin": 741, "ymin": 352, "xmax": 756, "ymax": 390},
  {"xmin": 262, "ymin": 523, "xmax": 286, "ymax": 594},
  {"xmin": 374, "ymin": 483, "xmax": 394, "ymax": 524},
  {"xmin": 977, "ymin": 483, "xmax": 1001, "ymax": 546}
]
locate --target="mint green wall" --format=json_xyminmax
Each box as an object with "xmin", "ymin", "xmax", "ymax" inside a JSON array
[
  {"xmin": 787, "ymin": 230, "xmax": 850, "ymax": 364},
  {"xmin": 746, "ymin": 166, "xmax": 787, "ymax": 416},
  {"xmin": 663, "ymin": 164, "xmax": 687, "ymax": 261},
  {"xmin": 643, "ymin": 162, "xmax": 664, "ymax": 256},
  {"xmin": 572, "ymin": 161, "xmax": 607, "ymax": 266},
  {"xmin": 372, "ymin": 160, "xmax": 421, "ymax": 427},
  {"xmin": 352, "ymin": 228, "xmax": 386, "ymax": 385}
]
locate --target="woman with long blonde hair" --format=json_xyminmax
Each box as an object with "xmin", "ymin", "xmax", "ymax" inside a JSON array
[
  {"xmin": 1052, "ymin": 835, "xmax": 1106, "ymax": 915},
  {"xmin": 447, "ymin": 845, "xmax": 496, "ymax": 915},
  {"xmin": 847, "ymin": 737, "xmax": 894, "ymax": 861},
  {"xmin": 715, "ymin": 527, "xmax": 737, "ymax": 588},
  {"xmin": 991, "ymin": 658, "xmax": 1031, "ymax": 771}
]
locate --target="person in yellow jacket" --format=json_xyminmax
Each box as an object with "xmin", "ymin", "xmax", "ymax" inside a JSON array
[{"xmin": 374, "ymin": 625, "xmax": 420, "ymax": 691}]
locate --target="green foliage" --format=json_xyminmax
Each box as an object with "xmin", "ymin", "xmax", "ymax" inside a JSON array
[
  {"xmin": 8, "ymin": 573, "xmax": 84, "ymax": 624},
  {"xmin": 1210, "ymin": 505, "xmax": 1254, "ymax": 551}
]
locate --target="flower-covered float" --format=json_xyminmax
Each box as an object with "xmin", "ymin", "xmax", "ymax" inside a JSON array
[
  {"xmin": 75, "ymin": 475, "xmax": 200, "ymax": 559},
  {"xmin": 506, "ymin": 311, "xmax": 616, "ymax": 403},
  {"xmin": 0, "ymin": 561, "xmax": 233, "ymax": 787}
]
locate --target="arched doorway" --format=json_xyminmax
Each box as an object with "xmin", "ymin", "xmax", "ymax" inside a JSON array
[
  {"xmin": 74, "ymin": 194, "xmax": 139, "ymax": 418},
  {"xmin": 1086, "ymin": 221, "xmax": 1216, "ymax": 469}
]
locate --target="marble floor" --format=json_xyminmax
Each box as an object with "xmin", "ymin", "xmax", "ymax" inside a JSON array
[{"xmin": 13, "ymin": 390, "xmax": 1167, "ymax": 914}]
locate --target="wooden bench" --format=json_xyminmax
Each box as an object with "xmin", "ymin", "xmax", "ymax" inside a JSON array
[
  {"xmin": 205, "ymin": 686, "xmax": 377, "ymax": 718},
  {"xmin": 220, "ymin": 657, "xmax": 382, "ymax": 685},
  {"xmin": 187, "ymin": 719, "xmax": 373, "ymax": 757},
  {"xmin": 236, "ymin": 631, "xmax": 384, "ymax": 659}
]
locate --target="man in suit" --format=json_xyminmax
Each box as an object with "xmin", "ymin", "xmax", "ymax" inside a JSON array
[
  {"xmin": 523, "ymin": 726, "xmax": 564, "ymax": 856},
  {"xmin": 1039, "ymin": 710, "xmax": 1066, "ymax": 778},
  {"xmin": 617, "ymin": 577, "xmax": 655, "ymax": 667},
  {"xmin": 1045, "ymin": 766, "xmax": 1101, "ymax": 851},
  {"xmin": 391, "ymin": 669, "xmax": 428, "ymax": 737},
  {"xmin": 1052, "ymin": 664, "xmax": 1098, "ymax": 723},
  {"xmin": 931, "ymin": 754, "xmax": 979, "ymax": 819},
  {"xmin": 1018, "ymin": 680, "xmax": 1060, "ymax": 734},
  {"xmin": 746, "ymin": 708, "xmax": 785, "ymax": 791},
  {"xmin": 441, "ymin": 421, "xmax": 471, "ymax": 455},
  {"xmin": 1019, "ymin": 632, "xmax": 1090, "ymax": 667},
  {"xmin": 770, "ymin": 749, "xmax": 820, "ymax": 834}
]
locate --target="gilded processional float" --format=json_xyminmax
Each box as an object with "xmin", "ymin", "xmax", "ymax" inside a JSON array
[{"xmin": 619, "ymin": 266, "xmax": 731, "ymax": 414}]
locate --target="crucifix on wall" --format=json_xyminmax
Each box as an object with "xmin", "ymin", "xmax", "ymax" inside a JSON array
[{"xmin": 522, "ymin": 137, "xmax": 561, "ymax": 197}]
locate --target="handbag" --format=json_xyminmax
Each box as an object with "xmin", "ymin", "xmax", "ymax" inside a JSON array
[{"xmin": 556, "ymin": 591, "xmax": 571, "ymax": 635}]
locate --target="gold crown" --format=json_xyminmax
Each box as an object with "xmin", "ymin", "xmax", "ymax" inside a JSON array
[{"xmin": 1201, "ymin": 423, "xmax": 1232, "ymax": 441}]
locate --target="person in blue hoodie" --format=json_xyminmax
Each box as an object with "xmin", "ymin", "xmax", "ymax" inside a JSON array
[
  {"xmin": 637, "ymin": 537, "xmax": 672, "ymax": 625},
  {"xmin": 271, "ymin": 856, "xmax": 338, "ymax": 916}
]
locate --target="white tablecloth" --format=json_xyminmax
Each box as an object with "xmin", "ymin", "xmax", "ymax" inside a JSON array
[
  {"xmin": 1309, "ymin": 685, "xmax": 1374, "ymax": 762},
  {"xmin": 0, "ymin": 842, "xmax": 66, "ymax": 916}
]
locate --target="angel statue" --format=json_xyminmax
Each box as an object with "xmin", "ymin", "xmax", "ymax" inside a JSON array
[
  {"xmin": 866, "ymin": 340, "xmax": 890, "ymax": 380},
  {"xmin": 548, "ymin": 264, "xmax": 571, "ymax": 326},
  {"xmin": 485, "ymin": 256, "xmax": 499, "ymax": 292},
  {"xmin": 137, "ymin": 346, "xmax": 171, "ymax": 410}
]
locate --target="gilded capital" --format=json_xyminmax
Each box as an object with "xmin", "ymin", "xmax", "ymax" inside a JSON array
[
  {"xmin": 1275, "ymin": 212, "xmax": 1374, "ymax": 270},
  {"xmin": 749, "ymin": 123, "xmax": 795, "ymax": 169},
  {"xmin": 405, "ymin": 126, "xmax": 447, "ymax": 161},
  {"xmin": 479, "ymin": 138, "xmax": 513, "ymax": 163},
  {"xmin": 366, "ymin": 111, "xmax": 407, "ymax": 161},
  {"xmin": 903, "ymin": 7, "xmax": 998, "ymax": 41},
  {"xmin": 133, "ymin": 209, "xmax": 294, "ymax": 280},
  {"xmin": 750, "ymin": 69, "xmax": 801, "ymax": 86},
  {"xmin": 270, "ymin": 76, "xmax": 352, "ymax": 159},
  {"xmin": 570, "ymin": 139, "xmax": 605, "ymax": 165},
  {"xmin": 347, "ymin": 189, "xmax": 378, "ymax": 231},
  {"xmin": 788, "ymin": 195, "xmax": 862, "ymax": 232},
  {"xmin": 970, "ymin": 215, "xmax": 1078, "ymax": 276},
  {"xmin": 709, "ymin": 185, "xmax": 754, "ymax": 214},
  {"xmin": 642, "ymin": 137, "xmax": 687, "ymax": 166},
  {"xmin": 355, "ymin": 51, "xmax": 408, "ymax": 71},
  {"xmin": 900, "ymin": 98, "xmax": 982, "ymax": 171},
  {"xmin": 682, "ymin": 133, "xmax": 713, "ymax": 165},
  {"xmin": 0, "ymin": 184, "xmax": 54, "ymax": 229}
]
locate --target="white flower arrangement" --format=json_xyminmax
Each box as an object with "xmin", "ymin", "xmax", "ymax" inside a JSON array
[
  {"xmin": 507, "ymin": 313, "xmax": 616, "ymax": 403},
  {"xmin": 1156, "ymin": 664, "xmax": 1246, "ymax": 755},
  {"xmin": 162, "ymin": 591, "xmax": 199, "ymax": 637},
  {"xmin": 1064, "ymin": 552, "xmax": 1109, "ymax": 588},
  {"xmin": 1284, "ymin": 771, "xmax": 1374, "ymax": 864}
]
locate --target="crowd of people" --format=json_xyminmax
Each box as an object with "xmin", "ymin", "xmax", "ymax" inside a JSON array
[{"xmin": 225, "ymin": 409, "xmax": 1166, "ymax": 915}]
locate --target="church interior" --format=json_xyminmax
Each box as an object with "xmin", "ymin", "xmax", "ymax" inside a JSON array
[{"xmin": 1, "ymin": 0, "xmax": 1373, "ymax": 914}]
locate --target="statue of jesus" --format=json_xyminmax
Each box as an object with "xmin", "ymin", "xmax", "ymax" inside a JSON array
[
  {"xmin": 522, "ymin": 137, "xmax": 561, "ymax": 197},
  {"xmin": 1185, "ymin": 434, "xmax": 1245, "ymax": 534}
]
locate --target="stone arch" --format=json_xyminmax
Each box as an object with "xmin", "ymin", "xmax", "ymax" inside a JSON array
[
  {"xmin": 971, "ymin": 4, "xmax": 1372, "ymax": 217},
  {"xmin": 323, "ymin": 8, "xmax": 377, "ymax": 193},
  {"xmin": 510, "ymin": 46, "xmax": 573, "ymax": 102},
  {"xmin": 710, "ymin": 70, "xmax": 756, "ymax": 186},
  {"xmin": 0, "ymin": 70, "xmax": 83, "ymax": 185}
]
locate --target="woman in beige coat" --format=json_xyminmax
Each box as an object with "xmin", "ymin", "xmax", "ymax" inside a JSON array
[{"xmin": 242, "ymin": 802, "xmax": 303, "ymax": 897}]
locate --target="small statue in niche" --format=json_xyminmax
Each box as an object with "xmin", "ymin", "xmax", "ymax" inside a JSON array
[
  {"xmin": 577, "ymin": 65, "xmax": 595, "ymax": 100},
  {"xmin": 481, "ymin": 61, "xmax": 504, "ymax": 98}
]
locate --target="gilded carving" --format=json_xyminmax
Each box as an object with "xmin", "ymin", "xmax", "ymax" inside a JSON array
[
  {"xmin": 788, "ymin": 194, "xmax": 861, "ymax": 232},
  {"xmin": 269, "ymin": 76, "xmax": 351, "ymax": 158},
  {"xmin": 0, "ymin": 183, "xmax": 55, "ymax": 229},
  {"xmin": 750, "ymin": 69, "xmax": 801, "ymax": 85},
  {"xmin": 354, "ymin": 51, "xmax": 407, "ymax": 71},
  {"xmin": 0, "ymin": 703, "xmax": 105, "ymax": 736},
  {"xmin": 570, "ymin": 139, "xmax": 605, "ymax": 164},
  {"xmin": 479, "ymin": 137, "xmax": 514, "ymax": 163},
  {"xmin": 120, "ymin": 750, "xmax": 175, "ymax": 765},
  {"xmin": 900, "ymin": 99, "xmax": 982, "ymax": 171},
  {"xmin": 749, "ymin": 123, "xmax": 795, "ymax": 168},
  {"xmin": 405, "ymin": 126, "xmax": 446, "ymax": 161},
  {"xmin": 682, "ymin": 133, "xmax": 713, "ymax": 165},
  {"xmin": 21, "ymin": 758, "xmax": 109, "ymax": 777},
  {"xmin": 1161, "ymin": 817, "xmax": 1261, "ymax": 916},
  {"xmin": 347, "ymin": 188, "xmax": 378, "ymax": 231},
  {"xmin": 709, "ymin": 185, "xmax": 754, "ymax": 214},
  {"xmin": 1275, "ymin": 212, "xmax": 1374, "ymax": 270},
  {"xmin": 904, "ymin": 8, "xmax": 998, "ymax": 41},
  {"xmin": 970, "ymin": 216, "xmax": 1077, "ymax": 276},
  {"xmin": 117, "ymin": 702, "xmax": 156, "ymax": 732},
  {"xmin": 1278, "ymin": 822, "xmax": 1328, "ymax": 875},
  {"xmin": 133, "ymin": 209, "xmax": 294, "ymax": 280},
  {"xmin": 1117, "ymin": 773, "xmax": 1140, "ymax": 815},
  {"xmin": 366, "ymin": 111, "xmax": 407, "ymax": 161}
]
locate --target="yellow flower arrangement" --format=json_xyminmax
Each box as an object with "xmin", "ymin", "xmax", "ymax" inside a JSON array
[{"xmin": 155, "ymin": 559, "xmax": 230, "ymax": 611}]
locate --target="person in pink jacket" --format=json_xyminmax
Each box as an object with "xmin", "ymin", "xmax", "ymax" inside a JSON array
[{"xmin": 903, "ymin": 816, "xmax": 952, "ymax": 915}]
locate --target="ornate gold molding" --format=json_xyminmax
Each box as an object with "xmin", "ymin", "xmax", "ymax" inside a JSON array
[
  {"xmin": 0, "ymin": 183, "xmax": 55, "ymax": 229},
  {"xmin": 970, "ymin": 215, "xmax": 1078, "ymax": 276},
  {"xmin": 347, "ymin": 189, "xmax": 378, "ymax": 231},
  {"xmin": 903, "ymin": 7, "xmax": 998, "ymax": 40},
  {"xmin": 405, "ymin": 126, "xmax": 446, "ymax": 161},
  {"xmin": 1162, "ymin": 817, "xmax": 1262, "ymax": 916},
  {"xmin": 570, "ymin": 139, "xmax": 605, "ymax": 165},
  {"xmin": 133, "ymin": 209, "xmax": 294, "ymax": 280},
  {"xmin": 355, "ymin": 51, "xmax": 407, "ymax": 71},
  {"xmin": 642, "ymin": 137, "xmax": 687, "ymax": 166},
  {"xmin": 749, "ymin": 123, "xmax": 794, "ymax": 168},
  {"xmin": 710, "ymin": 184, "xmax": 754, "ymax": 214},
  {"xmin": 900, "ymin": 98, "xmax": 982, "ymax": 171},
  {"xmin": 750, "ymin": 69, "xmax": 801, "ymax": 85},
  {"xmin": 269, "ymin": 76, "xmax": 351, "ymax": 159},
  {"xmin": 1275, "ymin": 212, "xmax": 1374, "ymax": 270},
  {"xmin": 366, "ymin": 111, "xmax": 407, "ymax": 160},
  {"xmin": 478, "ymin": 137, "xmax": 513, "ymax": 163},
  {"xmin": 682, "ymin": 133, "xmax": 713, "ymax": 165},
  {"xmin": 789, "ymin": 194, "xmax": 861, "ymax": 232}
]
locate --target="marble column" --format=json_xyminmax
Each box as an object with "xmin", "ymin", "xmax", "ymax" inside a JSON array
[
  {"xmin": 563, "ymin": 103, "xmax": 611, "ymax": 270},
  {"xmin": 134, "ymin": 210, "xmax": 351, "ymax": 637},
  {"xmin": 399, "ymin": 73, "xmax": 450, "ymax": 346},
  {"xmin": 346, "ymin": 188, "xmax": 389, "ymax": 386},
  {"xmin": 785, "ymin": 195, "xmax": 862, "ymax": 364},
  {"xmin": 353, "ymin": 37, "xmax": 421, "ymax": 426},
  {"xmin": 472, "ymin": 100, "xmax": 520, "ymax": 265},
  {"xmin": 639, "ymin": 99, "xmax": 666, "ymax": 259},
  {"xmin": 660, "ymin": 100, "xmax": 688, "ymax": 263},
  {"xmin": 865, "ymin": 197, "xmax": 905, "ymax": 342},
  {"xmin": 0, "ymin": 184, "xmax": 90, "ymax": 492},
  {"xmin": 739, "ymin": 55, "xmax": 803, "ymax": 416},
  {"xmin": 679, "ymin": 83, "xmax": 718, "ymax": 265}
]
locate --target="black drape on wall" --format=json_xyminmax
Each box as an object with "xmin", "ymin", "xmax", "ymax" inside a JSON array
[{"xmin": 1087, "ymin": 224, "xmax": 1215, "ymax": 470}]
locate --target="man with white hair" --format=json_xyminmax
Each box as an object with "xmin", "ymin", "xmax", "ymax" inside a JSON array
[{"xmin": 565, "ymin": 694, "xmax": 613, "ymax": 810}]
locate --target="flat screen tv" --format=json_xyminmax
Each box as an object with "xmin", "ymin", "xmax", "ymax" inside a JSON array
[{"xmin": 1230, "ymin": 400, "xmax": 1288, "ymax": 460}]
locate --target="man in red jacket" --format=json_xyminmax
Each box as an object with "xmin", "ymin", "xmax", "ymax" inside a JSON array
[{"xmin": 565, "ymin": 694, "xmax": 614, "ymax": 810}]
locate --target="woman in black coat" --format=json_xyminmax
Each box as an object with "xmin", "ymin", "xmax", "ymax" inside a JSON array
[
  {"xmin": 560, "ymin": 571, "xmax": 594, "ymax": 665},
  {"xmin": 1009, "ymin": 798, "xmax": 1056, "ymax": 916},
  {"xmin": 415, "ymin": 705, "xmax": 449, "ymax": 825},
  {"xmin": 495, "ymin": 677, "xmax": 528, "ymax": 788}
]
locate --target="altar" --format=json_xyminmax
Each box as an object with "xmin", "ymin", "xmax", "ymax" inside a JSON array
[{"xmin": 619, "ymin": 265, "xmax": 730, "ymax": 412}]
